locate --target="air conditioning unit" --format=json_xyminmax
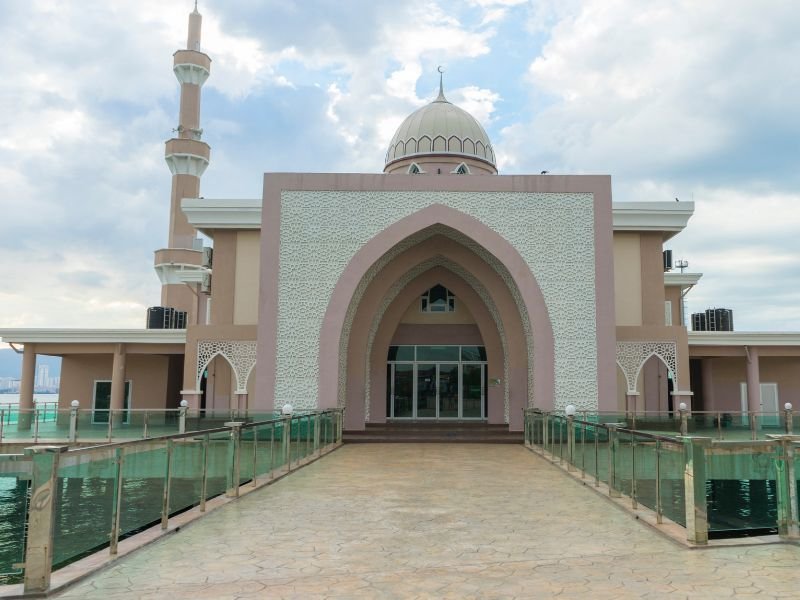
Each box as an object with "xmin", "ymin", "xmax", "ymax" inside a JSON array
[
  {"xmin": 201, "ymin": 273, "xmax": 212, "ymax": 294},
  {"xmin": 663, "ymin": 249, "xmax": 673, "ymax": 272},
  {"xmin": 201, "ymin": 246, "xmax": 213, "ymax": 269}
]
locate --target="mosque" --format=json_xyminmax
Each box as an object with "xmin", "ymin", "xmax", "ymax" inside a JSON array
[{"xmin": 2, "ymin": 5, "xmax": 799, "ymax": 433}]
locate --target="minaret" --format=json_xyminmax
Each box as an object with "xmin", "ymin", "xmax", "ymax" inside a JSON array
[{"xmin": 156, "ymin": 2, "xmax": 212, "ymax": 325}]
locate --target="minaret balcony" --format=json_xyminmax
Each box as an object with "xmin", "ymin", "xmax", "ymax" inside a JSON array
[
  {"xmin": 173, "ymin": 50, "xmax": 211, "ymax": 86},
  {"xmin": 154, "ymin": 248, "xmax": 207, "ymax": 285},
  {"xmin": 165, "ymin": 138, "xmax": 210, "ymax": 177}
]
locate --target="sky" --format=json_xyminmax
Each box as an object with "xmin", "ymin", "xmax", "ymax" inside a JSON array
[{"xmin": 0, "ymin": 0, "xmax": 798, "ymax": 338}]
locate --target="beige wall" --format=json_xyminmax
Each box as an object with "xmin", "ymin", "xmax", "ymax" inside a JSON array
[
  {"xmin": 613, "ymin": 233, "xmax": 642, "ymax": 326},
  {"xmin": 699, "ymin": 356, "xmax": 800, "ymax": 412},
  {"xmin": 60, "ymin": 354, "xmax": 170, "ymax": 410},
  {"xmin": 234, "ymin": 231, "xmax": 261, "ymax": 325},
  {"xmin": 640, "ymin": 233, "xmax": 666, "ymax": 325}
]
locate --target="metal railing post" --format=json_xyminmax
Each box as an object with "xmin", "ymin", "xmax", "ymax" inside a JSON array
[
  {"xmin": 775, "ymin": 437, "xmax": 800, "ymax": 539},
  {"xmin": 252, "ymin": 425, "xmax": 259, "ymax": 487},
  {"xmin": 784, "ymin": 404, "xmax": 793, "ymax": 435},
  {"xmin": 142, "ymin": 411, "xmax": 150, "ymax": 439},
  {"xmin": 109, "ymin": 447, "xmax": 125, "ymax": 554},
  {"xmin": 68, "ymin": 403, "xmax": 79, "ymax": 443},
  {"xmin": 607, "ymin": 424, "xmax": 621, "ymax": 497},
  {"xmin": 655, "ymin": 439, "xmax": 663, "ymax": 524},
  {"xmin": 161, "ymin": 440, "xmax": 174, "ymax": 529},
  {"xmin": 200, "ymin": 434, "xmax": 209, "ymax": 512},
  {"xmin": 594, "ymin": 425, "xmax": 600, "ymax": 487},
  {"xmin": 683, "ymin": 437, "xmax": 711, "ymax": 545},
  {"xmin": 282, "ymin": 416, "xmax": 291, "ymax": 472},
  {"xmin": 631, "ymin": 433, "xmax": 638, "ymax": 509},
  {"xmin": 269, "ymin": 424, "xmax": 275, "ymax": 477},
  {"xmin": 580, "ymin": 420, "xmax": 586, "ymax": 478},
  {"xmin": 566, "ymin": 414, "xmax": 575, "ymax": 471},
  {"xmin": 314, "ymin": 413, "xmax": 321, "ymax": 455},
  {"xmin": 107, "ymin": 410, "xmax": 114, "ymax": 442},
  {"xmin": 33, "ymin": 409, "xmax": 40, "ymax": 443},
  {"xmin": 225, "ymin": 422, "xmax": 243, "ymax": 498},
  {"xmin": 179, "ymin": 402, "xmax": 188, "ymax": 434},
  {"xmin": 0, "ymin": 408, "xmax": 4, "ymax": 442},
  {"xmin": 749, "ymin": 412, "xmax": 758, "ymax": 441},
  {"xmin": 295, "ymin": 415, "xmax": 302, "ymax": 465},
  {"xmin": 23, "ymin": 445, "xmax": 67, "ymax": 594}
]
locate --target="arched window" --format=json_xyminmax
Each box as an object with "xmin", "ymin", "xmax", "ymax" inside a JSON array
[
  {"xmin": 451, "ymin": 162, "xmax": 470, "ymax": 175},
  {"xmin": 407, "ymin": 162, "xmax": 425, "ymax": 174},
  {"xmin": 420, "ymin": 284, "xmax": 455, "ymax": 313}
]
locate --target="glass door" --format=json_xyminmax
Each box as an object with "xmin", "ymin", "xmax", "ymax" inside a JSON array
[
  {"xmin": 438, "ymin": 364, "xmax": 459, "ymax": 418},
  {"xmin": 392, "ymin": 364, "xmax": 414, "ymax": 418},
  {"xmin": 416, "ymin": 364, "xmax": 437, "ymax": 418},
  {"xmin": 462, "ymin": 364, "xmax": 484, "ymax": 419}
]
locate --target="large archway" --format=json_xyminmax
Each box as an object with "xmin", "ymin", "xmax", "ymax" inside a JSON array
[{"xmin": 318, "ymin": 204, "xmax": 555, "ymax": 430}]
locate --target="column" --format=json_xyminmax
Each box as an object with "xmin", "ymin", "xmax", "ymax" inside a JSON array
[
  {"xmin": 625, "ymin": 392, "xmax": 639, "ymax": 415},
  {"xmin": 110, "ymin": 344, "xmax": 127, "ymax": 425},
  {"xmin": 18, "ymin": 343, "xmax": 37, "ymax": 430},
  {"xmin": 746, "ymin": 346, "xmax": 761, "ymax": 413}
]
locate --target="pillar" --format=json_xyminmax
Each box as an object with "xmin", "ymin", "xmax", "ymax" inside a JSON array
[
  {"xmin": 746, "ymin": 346, "xmax": 761, "ymax": 413},
  {"xmin": 18, "ymin": 343, "xmax": 36, "ymax": 430},
  {"xmin": 625, "ymin": 392, "xmax": 639, "ymax": 415},
  {"xmin": 110, "ymin": 344, "xmax": 127, "ymax": 424}
]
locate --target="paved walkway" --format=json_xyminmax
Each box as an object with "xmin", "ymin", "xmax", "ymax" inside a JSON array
[{"xmin": 56, "ymin": 445, "xmax": 798, "ymax": 599}]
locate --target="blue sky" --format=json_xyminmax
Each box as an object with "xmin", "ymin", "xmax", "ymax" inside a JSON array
[{"xmin": 0, "ymin": 0, "xmax": 798, "ymax": 335}]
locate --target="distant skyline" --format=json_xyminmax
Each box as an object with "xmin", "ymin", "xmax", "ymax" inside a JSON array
[{"xmin": 1, "ymin": 0, "xmax": 798, "ymax": 340}]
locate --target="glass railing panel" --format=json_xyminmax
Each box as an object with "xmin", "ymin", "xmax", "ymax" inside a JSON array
[
  {"xmin": 716, "ymin": 413, "xmax": 755, "ymax": 441},
  {"xmin": 52, "ymin": 450, "xmax": 118, "ymax": 567},
  {"xmin": 204, "ymin": 438, "xmax": 229, "ymax": 500},
  {"xmin": 614, "ymin": 432, "xmax": 633, "ymax": 497},
  {"xmin": 658, "ymin": 442, "xmax": 686, "ymax": 526},
  {"xmin": 705, "ymin": 445, "xmax": 778, "ymax": 534},
  {"xmin": 594, "ymin": 425, "xmax": 610, "ymax": 486},
  {"xmin": 142, "ymin": 410, "xmax": 182, "ymax": 438},
  {"xmin": 0, "ymin": 456, "xmax": 31, "ymax": 582},
  {"xmin": 633, "ymin": 438, "xmax": 658, "ymax": 512},
  {"xmin": 239, "ymin": 430, "xmax": 255, "ymax": 486},
  {"xmin": 118, "ymin": 445, "xmax": 167, "ymax": 539},
  {"xmin": 169, "ymin": 440, "xmax": 204, "ymax": 516},
  {"xmin": 254, "ymin": 424, "xmax": 277, "ymax": 478},
  {"xmin": 75, "ymin": 410, "xmax": 112, "ymax": 441},
  {"xmin": 579, "ymin": 422, "xmax": 599, "ymax": 481},
  {"xmin": 757, "ymin": 413, "xmax": 783, "ymax": 437}
]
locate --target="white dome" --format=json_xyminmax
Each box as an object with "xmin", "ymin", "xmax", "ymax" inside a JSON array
[{"xmin": 384, "ymin": 87, "xmax": 496, "ymax": 169}]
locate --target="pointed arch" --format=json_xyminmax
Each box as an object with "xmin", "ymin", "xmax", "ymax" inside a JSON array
[{"xmin": 318, "ymin": 203, "xmax": 555, "ymax": 425}]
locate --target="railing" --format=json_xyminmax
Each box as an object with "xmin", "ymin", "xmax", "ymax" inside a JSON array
[
  {"xmin": 524, "ymin": 408, "xmax": 800, "ymax": 545},
  {"xmin": 0, "ymin": 409, "xmax": 344, "ymax": 594},
  {"xmin": 557, "ymin": 409, "xmax": 796, "ymax": 441},
  {"xmin": 0, "ymin": 407, "xmax": 287, "ymax": 444}
]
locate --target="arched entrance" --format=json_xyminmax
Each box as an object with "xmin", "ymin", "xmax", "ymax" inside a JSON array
[{"xmin": 317, "ymin": 204, "xmax": 555, "ymax": 431}]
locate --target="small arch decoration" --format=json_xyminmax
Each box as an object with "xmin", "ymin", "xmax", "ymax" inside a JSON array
[
  {"xmin": 197, "ymin": 340, "xmax": 257, "ymax": 393},
  {"xmin": 615, "ymin": 341, "xmax": 677, "ymax": 394}
]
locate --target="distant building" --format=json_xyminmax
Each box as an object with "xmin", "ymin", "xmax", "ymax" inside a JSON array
[{"xmin": 692, "ymin": 308, "xmax": 734, "ymax": 332}]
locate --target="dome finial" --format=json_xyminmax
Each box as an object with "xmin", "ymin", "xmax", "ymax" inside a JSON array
[{"xmin": 436, "ymin": 66, "xmax": 447, "ymax": 102}]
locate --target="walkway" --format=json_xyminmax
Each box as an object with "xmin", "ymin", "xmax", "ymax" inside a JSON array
[{"xmin": 55, "ymin": 445, "xmax": 798, "ymax": 599}]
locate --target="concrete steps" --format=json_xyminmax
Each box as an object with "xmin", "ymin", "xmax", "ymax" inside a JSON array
[{"xmin": 343, "ymin": 422, "xmax": 523, "ymax": 444}]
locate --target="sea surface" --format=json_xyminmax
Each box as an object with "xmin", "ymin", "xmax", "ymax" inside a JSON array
[{"xmin": 0, "ymin": 393, "xmax": 59, "ymax": 407}]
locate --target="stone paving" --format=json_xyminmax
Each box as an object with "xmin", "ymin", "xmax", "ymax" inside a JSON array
[{"xmin": 55, "ymin": 444, "xmax": 799, "ymax": 599}]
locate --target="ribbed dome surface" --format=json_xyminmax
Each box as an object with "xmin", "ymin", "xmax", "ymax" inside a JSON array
[{"xmin": 385, "ymin": 92, "xmax": 496, "ymax": 167}]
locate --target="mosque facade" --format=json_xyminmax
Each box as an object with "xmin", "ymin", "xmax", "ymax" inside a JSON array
[{"xmin": 2, "ymin": 5, "xmax": 800, "ymax": 432}]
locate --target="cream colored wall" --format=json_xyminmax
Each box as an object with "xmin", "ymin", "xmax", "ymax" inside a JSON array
[
  {"xmin": 60, "ymin": 355, "xmax": 170, "ymax": 410},
  {"xmin": 234, "ymin": 231, "xmax": 261, "ymax": 325},
  {"xmin": 399, "ymin": 295, "xmax": 476, "ymax": 325},
  {"xmin": 613, "ymin": 232, "xmax": 642, "ymax": 326}
]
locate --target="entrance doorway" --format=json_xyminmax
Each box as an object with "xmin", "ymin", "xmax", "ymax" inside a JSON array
[{"xmin": 386, "ymin": 345, "xmax": 487, "ymax": 420}]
